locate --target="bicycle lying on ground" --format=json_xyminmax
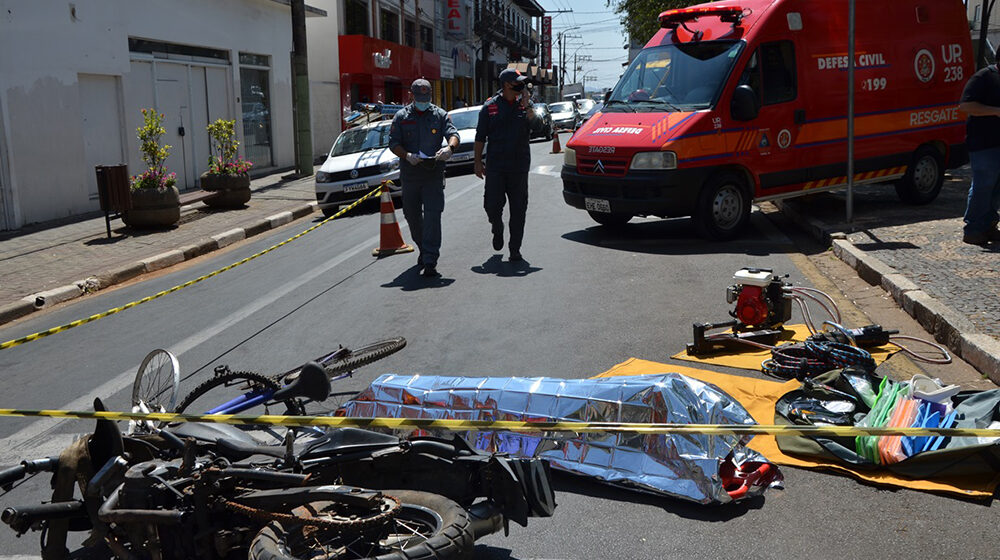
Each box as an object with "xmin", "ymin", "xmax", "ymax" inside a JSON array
[
  {"xmin": 0, "ymin": 341, "xmax": 555, "ymax": 559},
  {"xmin": 129, "ymin": 338, "xmax": 407, "ymax": 435}
]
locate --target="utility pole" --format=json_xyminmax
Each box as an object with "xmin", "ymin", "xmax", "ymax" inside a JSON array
[{"xmin": 291, "ymin": 0, "xmax": 312, "ymax": 177}]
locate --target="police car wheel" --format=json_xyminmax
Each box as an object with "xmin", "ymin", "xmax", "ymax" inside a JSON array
[
  {"xmin": 895, "ymin": 146, "xmax": 944, "ymax": 205},
  {"xmin": 695, "ymin": 173, "xmax": 750, "ymax": 241}
]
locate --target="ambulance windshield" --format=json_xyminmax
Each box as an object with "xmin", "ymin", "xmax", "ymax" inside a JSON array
[{"xmin": 607, "ymin": 41, "xmax": 743, "ymax": 111}]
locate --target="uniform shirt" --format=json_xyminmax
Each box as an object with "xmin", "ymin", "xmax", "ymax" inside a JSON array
[
  {"xmin": 960, "ymin": 65, "xmax": 1000, "ymax": 152},
  {"xmin": 475, "ymin": 93, "xmax": 539, "ymax": 173},
  {"xmin": 388, "ymin": 103, "xmax": 459, "ymax": 181}
]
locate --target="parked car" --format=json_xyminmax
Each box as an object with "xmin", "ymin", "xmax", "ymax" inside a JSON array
[
  {"xmin": 444, "ymin": 105, "xmax": 483, "ymax": 169},
  {"xmin": 548, "ymin": 101, "xmax": 581, "ymax": 131},
  {"xmin": 581, "ymin": 101, "xmax": 604, "ymax": 125},
  {"xmin": 530, "ymin": 103, "xmax": 555, "ymax": 140},
  {"xmin": 315, "ymin": 120, "xmax": 400, "ymax": 217},
  {"xmin": 575, "ymin": 97, "xmax": 597, "ymax": 116}
]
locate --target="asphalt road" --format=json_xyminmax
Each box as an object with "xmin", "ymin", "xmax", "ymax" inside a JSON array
[{"xmin": 0, "ymin": 139, "xmax": 996, "ymax": 559}]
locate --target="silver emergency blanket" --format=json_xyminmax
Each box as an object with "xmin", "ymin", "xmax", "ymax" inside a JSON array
[{"xmin": 338, "ymin": 373, "xmax": 781, "ymax": 504}]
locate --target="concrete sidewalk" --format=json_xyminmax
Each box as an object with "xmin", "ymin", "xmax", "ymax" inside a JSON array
[
  {"xmin": 0, "ymin": 170, "xmax": 322, "ymax": 325},
  {"xmin": 776, "ymin": 166, "xmax": 1000, "ymax": 381}
]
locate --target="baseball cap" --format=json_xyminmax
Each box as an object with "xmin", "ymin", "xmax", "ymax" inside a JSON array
[
  {"xmin": 498, "ymin": 68, "xmax": 529, "ymax": 85},
  {"xmin": 410, "ymin": 79, "xmax": 432, "ymax": 102}
]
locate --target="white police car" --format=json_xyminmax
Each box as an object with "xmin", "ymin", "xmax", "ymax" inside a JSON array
[
  {"xmin": 315, "ymin": 120, "xmax": 400, "ymax": 217},
  {"xmin": 444, "ymin": 106, "xmax": 483, "ymax": 170}
]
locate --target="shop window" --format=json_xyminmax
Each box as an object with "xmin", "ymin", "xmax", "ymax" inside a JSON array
[
  {"xmin": 404, "ymin": 19, "xmax": 416, "ymax": 47},
  {"xmin": 345, "ymin": 0, "xmax": 368, "ymax": 35},
  {"xmin": 381, "ymin": 9, "xmax": 399, "ymax": 42},
  {"xmin": 420, "ymin": 25, "xmax": 434, "ymax": 52}
]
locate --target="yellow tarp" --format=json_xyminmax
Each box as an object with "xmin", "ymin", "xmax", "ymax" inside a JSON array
[
  {"xmin": 596, "ymin": 358, "xmax": 995, "ymax": 499},
  {"xmin": 671, "ymin": 324, "xmax": 896, "ymax": 371}
]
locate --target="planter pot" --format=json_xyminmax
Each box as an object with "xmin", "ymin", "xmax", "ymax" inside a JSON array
[
  {"xmin": 122, "ymin": 186, "xmax": 180, "ymax": 228},
  {"xmin": 200, "ymin": 172, "xmax": 251, "ymax": 208}
]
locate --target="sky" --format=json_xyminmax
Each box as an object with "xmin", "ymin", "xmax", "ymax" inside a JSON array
[{"xmin": 537, "ymin": 0, "xmax": 631, "ymax": 92}]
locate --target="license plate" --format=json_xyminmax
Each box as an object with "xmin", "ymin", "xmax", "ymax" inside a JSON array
[
  {"xmin": 451, "ymin": 152, "xmax": 473, "ymax": 162},
  {"xmin": 343, "ymin": 181, "xmax": 370, "ymax": 193},
  {"xmin": 585, "ymin": 197, "xmax": 611, "ymax": 213}
]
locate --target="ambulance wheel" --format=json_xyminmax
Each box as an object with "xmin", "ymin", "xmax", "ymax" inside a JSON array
[
  {"xmin": 588, "ymin": 211, "xmax": 632, "ymax": 227},
  {"xmin": 895, "ymin": 146, "xmax": 944, "ymax": 205},
  {"xmin": 695, "ymin": 173, "xmax": 750, "ymax": 240}
]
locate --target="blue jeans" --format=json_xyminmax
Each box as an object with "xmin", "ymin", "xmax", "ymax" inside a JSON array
[
  {"xmin": 964, "ymin": 146, "xmax": 1000, "ymax": 235},
  {"xmin": 401, "ymin": 178, "xmax": 445, "ymax": 266}
]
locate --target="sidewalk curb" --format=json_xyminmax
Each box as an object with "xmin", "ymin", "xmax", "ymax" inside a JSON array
[
  {"xmin": 775, "ymin": 199, "xmax": 1000, "ymax": 383},
  {"xmin": 0, "ymin": 201, "xmax": 318, "ymax": 330}
]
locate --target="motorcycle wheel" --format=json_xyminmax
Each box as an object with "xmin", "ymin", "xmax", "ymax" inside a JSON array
[{"xmin": 249, "ymin": 490, "xmax": 475, "ymax": 560}]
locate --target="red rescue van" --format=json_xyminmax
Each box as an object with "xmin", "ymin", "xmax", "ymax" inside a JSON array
[{"xmin": 561, "ymin": 0, "xmax": 974, "ymax": 239}]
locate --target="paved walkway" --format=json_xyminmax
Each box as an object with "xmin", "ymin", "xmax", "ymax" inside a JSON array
[
  {"xmin": 0, "ymin": 170, "xmax": 321, "ymax": 324},
  {"xmin": 777, "ymin": 165, "xmax": 1000, "ymax": 380},
  {"xmin": 1, "ymin": 166, "xmax": 997, "ymax": 379}
]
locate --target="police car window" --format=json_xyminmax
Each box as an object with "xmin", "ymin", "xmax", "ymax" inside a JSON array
[
  {"xmin": 740, "ymin": 41, "xmax": 796, "ymax": 105},
  {"xmin": 330, "ymin": 125, "xmax": 389, "ymax": 156}
]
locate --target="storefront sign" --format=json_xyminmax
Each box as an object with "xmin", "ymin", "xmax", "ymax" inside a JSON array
[
  {"xmin": 447, "ymin": 0, "xmax": 466, "ymax": 40},
  {"xmin": 542, "ymin": 16, "xmax": 552, "ymax": 69},
  {"xmin": 373, "ymin": 49, "xmax": 392, "ymax": 69}
]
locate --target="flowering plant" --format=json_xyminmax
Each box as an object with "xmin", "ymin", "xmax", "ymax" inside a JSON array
[
  {"xmin": 206, "ymin": 118, "xmax": 253, "ymax": 176},
  {"xmin": 130, "ymin": 108, "xmax": 175, "ymax": 190}
]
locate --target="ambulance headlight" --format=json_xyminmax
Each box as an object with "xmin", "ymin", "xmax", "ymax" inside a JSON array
[
  {"xmin": 630, "ymin": 151, "xmax": 677, "ymax": 170},
  {"xmin": 564, "ymin": 147, "xmax": 577, "ymax": 168}
]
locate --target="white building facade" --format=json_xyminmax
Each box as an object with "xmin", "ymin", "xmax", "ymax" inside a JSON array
[{"xmin": 0, "ymin": 0, "xmax": 323, "ymax": 230}]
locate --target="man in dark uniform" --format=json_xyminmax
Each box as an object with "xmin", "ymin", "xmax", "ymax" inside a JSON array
[
  {"xmin": 958, "ymin": 61, "xmax": 1000, "ymax": 246},
  {"xmin": 389, "ymin": 79, "xmax": 459, "ymax": 277},
  {"xmin": 474, "ymin": 68, "xmax": 540, "ymax": 261}
]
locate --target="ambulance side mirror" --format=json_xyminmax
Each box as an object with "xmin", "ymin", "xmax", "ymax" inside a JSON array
[
  {"xmin": 604, "ymin": 90, "xmax": 612, "ymax": 103},
  {"xmin": 731, "ymin": 85, "xmax": 760, "ymax": 121}
]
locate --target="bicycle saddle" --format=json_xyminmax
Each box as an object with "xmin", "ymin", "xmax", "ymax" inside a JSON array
[{"xmin": 272, "ymin": 362, "xmax": 330, "ymax": 403}]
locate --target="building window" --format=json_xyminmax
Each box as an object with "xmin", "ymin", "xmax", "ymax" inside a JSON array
[
  {"xmin": 345, "ymin": 0, "xmax": 368, "ymax": 35},
  {"xmin": 404, "ymin": 19, "xmax": 416, "ymax": 47},
  {"xmin": 420, "ymin": 24, "xmax": 433, "ymax": 52},
  {"xmin": 381, "ymin": 9, "xmax": 399, "ymax": 42}
]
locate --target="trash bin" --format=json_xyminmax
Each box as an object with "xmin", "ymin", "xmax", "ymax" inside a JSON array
[{"xmin": 95, "ymin": 164, "xmax": 130, "ymax": 238}]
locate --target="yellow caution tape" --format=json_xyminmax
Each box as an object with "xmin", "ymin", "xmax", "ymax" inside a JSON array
[
  {"xmin": 0, "ymin": 184, "xmax": 387, "ymax": 350},
  {"xmin": 0, "ymin": 408, "xmax": 996, "ymax": 438}
]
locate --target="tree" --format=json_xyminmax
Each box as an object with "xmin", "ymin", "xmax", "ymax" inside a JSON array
[{"xmin": 606, "ymin": 0, "xmax": 698, "ymax": 46}]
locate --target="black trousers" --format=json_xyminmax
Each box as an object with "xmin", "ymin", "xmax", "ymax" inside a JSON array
[{"xmin": 484, "ymin": 170, "xmax": 529, "ymax": 252}]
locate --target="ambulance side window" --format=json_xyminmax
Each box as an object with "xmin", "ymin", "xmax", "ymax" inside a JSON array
[
  {"xmin": 760, "ymin": 41, "xmax": 796, "ymax": 105},
  {"xmin": 738, "ymin": 41, "xmax": 796, "ymax": 106}
]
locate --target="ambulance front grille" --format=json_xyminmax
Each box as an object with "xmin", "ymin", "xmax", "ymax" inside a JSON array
[{"xmin": 577, "ymin": 155, "xmax": 629, "ymax": 177}]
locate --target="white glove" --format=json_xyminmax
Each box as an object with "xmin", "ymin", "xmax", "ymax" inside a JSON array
[
  {"xmin": 405, "ymin": 153, "xmax": 421, "ymax": 166},
  {"xmin": 435, "ymin": 146, "xmax": 454, "ymax": 161}
]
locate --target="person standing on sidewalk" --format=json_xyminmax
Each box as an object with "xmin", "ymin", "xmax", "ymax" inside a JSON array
[
  {"xmin": 958, "ymin": 62, "xmax": 1000, "ymax": 246},
  {"xmin": 474, "ymin": 69, "xmax": 540, "ymax": 262},
  {"xmin": 389, "ymin": 79, "xmax": 460, "ymax": 277}
]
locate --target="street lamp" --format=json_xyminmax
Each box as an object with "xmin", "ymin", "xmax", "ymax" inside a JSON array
[
  {"xmin": 569, "ymin": 43, "xmax": 593, "ymax": 83},
  {"xmin": 556, "ymin": 26, "xmax": 581, "ymax": 92}
]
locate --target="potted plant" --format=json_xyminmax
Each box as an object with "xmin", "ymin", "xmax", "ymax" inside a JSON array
[
  {"xmin": 122, "ymin": 108, "xmax": 180, "ymax": 228},
  {"xmin": 200, "ymin": 118, "xmax": 253, "ymax": 208}
]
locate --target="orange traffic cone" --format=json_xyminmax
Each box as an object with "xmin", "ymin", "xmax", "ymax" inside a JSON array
[
  {"xmin": 550, "ymin": 130, "xmax": 561, "ymax": 154},
  {"xmin": 372, "ymin": 182, "xmax": 414, "ymax": 257}
]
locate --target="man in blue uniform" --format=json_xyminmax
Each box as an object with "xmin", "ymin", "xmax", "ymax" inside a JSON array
[
  {"xmin": 958, "ymin": 62, "xmax": 1000, "ymax": 246},
  {"xmin": 389, "ymin": 79, "xmax": 459, "ymax": 277},
  {"xmin": 474, "ymin": 69, "xmax": 540, "ymax": 262}
]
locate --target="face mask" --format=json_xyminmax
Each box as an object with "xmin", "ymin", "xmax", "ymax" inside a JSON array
[
  {"xmin": 511, "ymin": 83, "xmax": 526, "ymax": 92},
  {"xmin": 414, "ymin": 101, "xmax": 430, "ymax": 111}
]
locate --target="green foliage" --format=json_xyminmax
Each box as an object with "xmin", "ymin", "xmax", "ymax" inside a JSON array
[
  {"xmin": 130, "ymin": 108, "xmax": 175, "ymax": 190},
  {"xmin": 606, "ymin": 0, "xmax": 698, "ymax": 46},
  {"xmin": 206, "ymin": 119, "xmax": 253, "ymax": 175}
]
